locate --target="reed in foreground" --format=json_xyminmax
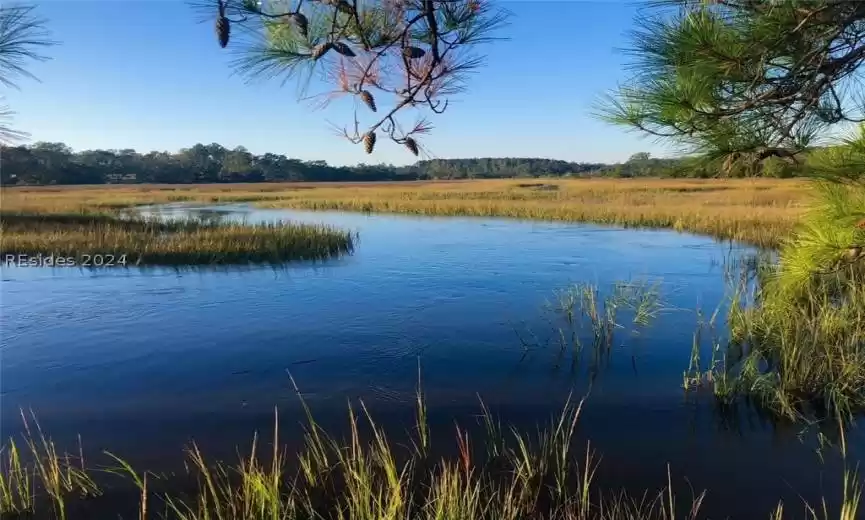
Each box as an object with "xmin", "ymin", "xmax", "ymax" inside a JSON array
[
  {"xmin": 0, "ymin": 212, "xmax": 355, "ymax": 266},
  {"xmin": 1, "ymin": 386, "xmax": 860, "ymax": 520}
]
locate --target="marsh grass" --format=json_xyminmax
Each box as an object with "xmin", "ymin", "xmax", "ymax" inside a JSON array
[
  {"xmin": 0, "ymin": 211, "xmax": 355, "ymax": 266},
  {"xmin": 1, "ymin": 178, "xmax": 811, "ymax": 248},
  {"xmin": 683, "ymin": 246, "xmax": 865, "ymax": 421},
  {"xmin": 0, "ymin": 411, "xmax": 101, "ymax": 520},
  {"xmin": 681, "ymin": 304, "xmax": 735, "ymax": 399},
  {"xmin": 0, "ymin": 440, "xmax": 33, "ymax": 516},
  {"xmin": 725, "ymin": 272, "xmax": 865, "ymax": 419},
  {"xmin": 517, "ymin": 279, "xmax": 666, "ymax": 374},
  {"xmin": 687, "ymin": 183, "xmax": 865, "ymax": 421},
  {"xmin": 248, "ymin": 179, "xmax": 808, "ymax": 249},
  {"xmin": 2, "ymin": 384, "xmax": 860, "ymax": 520}
]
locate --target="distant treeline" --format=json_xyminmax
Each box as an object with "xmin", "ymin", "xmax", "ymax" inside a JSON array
[
  {"xmin": 600, "ymin": 152, "xmax": 801, "ymax": 179},
  {"xmin": 0, "ymin": 143, "xmax": 802, "ymax": 186}
]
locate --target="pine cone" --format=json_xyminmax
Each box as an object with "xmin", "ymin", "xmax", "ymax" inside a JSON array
[
  {"xmin": 215, "ymin": 15, "xmax": 230, "ymax": 48},
  {"xmin": 359, "ymin": 90, "xmax": 376, "ymax": 112},
  {"xmin": 289, "ymin": 13, "xmax": 309, "ymax": 38},
  {"xmin": 404, "ymin": 137, "xmax": 419, "ymax": 156},
  {"xmin": 846, "ymin": 246, "xmax": 863, "ymax": 262},
  {"xmin": 311, "ymin": 42, "xmax": 333, "ymax": 60},
  {"xmin": 332, "ymin": 42, "xmax": 356, "ymax": 57},
  {"xmin": 402, "ymin": 46, "xmax": 425, "ymax": 59},
  {"xmin": 363, "ymin": 132, "xmax": 376, "ymax": 154},
  {"xmin": 857, "ymin": 218, "xmax": 865, "ymax": 229}
]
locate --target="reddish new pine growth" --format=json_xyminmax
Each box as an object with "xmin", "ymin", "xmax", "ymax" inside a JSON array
[{"xmin": 205, "ymin": 0, "xmax": 507, "ymax": 154}]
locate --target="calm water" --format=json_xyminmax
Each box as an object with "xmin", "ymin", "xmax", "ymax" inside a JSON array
[{"xmin": 0, "ymin": 205, "xmax": 859, "ymax": 518}]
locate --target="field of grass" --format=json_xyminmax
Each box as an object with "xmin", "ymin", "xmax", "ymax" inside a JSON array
[
  {"xmin": 0, "ymin": 212, "xmax": 354, "ymax": 266},
  {"xmin": 1, "ymin": 178, "xmax": 813, "ymax": 248},
  {"xmin": 1, "ymin": 388, "xmax": 860, "ymax": 520}
]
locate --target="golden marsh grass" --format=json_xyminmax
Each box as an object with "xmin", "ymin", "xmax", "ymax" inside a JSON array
[
  {"xmin": 0, "ymin": 212, "xmax": 355, "ymax": 266},
  {"xmin": 1, "ymin": 178, "xmax": 812, "ymax": 248}
]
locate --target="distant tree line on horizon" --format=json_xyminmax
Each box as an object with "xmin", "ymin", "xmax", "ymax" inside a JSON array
[{"xmin": 0, "ymin": 142, "xmax": 806, "ymax": 186}]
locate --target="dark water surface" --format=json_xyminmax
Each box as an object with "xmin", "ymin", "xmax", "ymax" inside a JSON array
[{"xmin": 1, "ymin": 205, "xmax": 859, "ymax": 518}]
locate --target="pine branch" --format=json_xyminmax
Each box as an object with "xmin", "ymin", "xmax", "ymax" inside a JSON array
[
  {"xmin": 601, "ymin": 0, "xmax": 865, "ymax": 163},
  {"xmin": 0, "ymin": 4, "xmax": 55, "ymax": 89},
  {"xmin": 193, "ymin": 0, "xmax": 509, "ymax": 155}
]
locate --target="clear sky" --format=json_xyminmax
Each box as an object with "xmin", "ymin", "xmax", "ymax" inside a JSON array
[{"xmin": 7, "ymin": 0, "xmax": 673, "ymax": 166}]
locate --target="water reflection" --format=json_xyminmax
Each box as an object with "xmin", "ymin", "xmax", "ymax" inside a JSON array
[{"xmin": 0, "ymin": 206, "xmax": 859, "ymax": 518}]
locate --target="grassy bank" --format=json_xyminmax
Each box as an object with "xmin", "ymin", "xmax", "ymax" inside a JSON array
[
  {"xmin": 1, "ymin": 389, "xmax": 860, "ymax": 520},
  {"xmin": 0, "ymin": 212, "xmax": 354, "ymax": 266},
  {"xmin": 723, "ymin": 183, "xmax": 865, "ymax": 419},
  {"xmin": 1, "ymin": 178, "xmax": 811, "ymax": 248}
]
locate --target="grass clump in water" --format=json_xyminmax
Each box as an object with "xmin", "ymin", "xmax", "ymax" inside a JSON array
[
  {"xmin": 0, "ymin": 211, "xmax": 355, "ymax": 266},
  {"xmin": 517, "ymin": 279, "xmax": 665, "ymax": 374}
]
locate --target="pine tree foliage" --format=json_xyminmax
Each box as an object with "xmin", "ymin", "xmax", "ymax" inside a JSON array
[
  {"xmin": 781, "ymin": 126, "xmax": 865, "ymax": 296},
  {"xmin": 193, "ymin": 0, "xmax": 508, "ymax": 156},
  {"xmin": 603, "ymin": 0, "xmax": 865, "ymax": 270},
  {"xmin": 0, "ymin": 4, "xmax": 55, "ymax": 145},
  {"xmin": 601, "ymin": 0, "xmax": 865, "ymax": 172}
]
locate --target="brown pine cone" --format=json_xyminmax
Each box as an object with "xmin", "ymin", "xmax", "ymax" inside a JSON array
[
  {"xmin": 359, "ymin": 90, "xmax": 376, "ymax": 112},
  {"xmin": 404, "ymin": 137, "xmax": 419, "ymax": 156},
  {"xmin": 363, "ymin": 132, "xmax": 376, "ymax": 154}
]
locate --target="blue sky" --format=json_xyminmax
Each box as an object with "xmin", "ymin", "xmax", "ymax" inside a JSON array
[{"xmin": 7, "ymin": 1, "xmax": 672, "ymax": 166}]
